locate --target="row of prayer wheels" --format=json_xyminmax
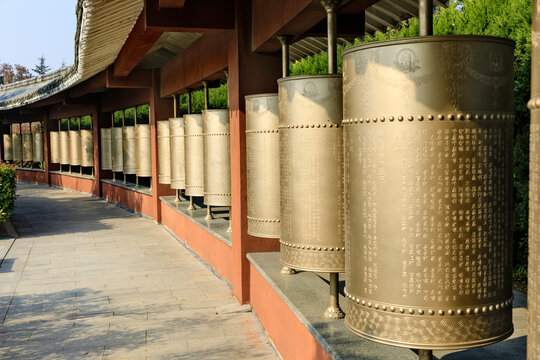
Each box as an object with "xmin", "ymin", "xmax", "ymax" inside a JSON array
[
  {"xmin": 246, "ymin": 36, "xmax": 515, "ymax": 351},
  {"xmin": 49, "ymin": 129, "xmax": 94, "ymax": 167},
  {"xmin": 100, "ymin": 124, "xmax": 151, "ymax": 177},
  {"xmin": 156, "ymin": 110, "xmax": 231, "ymax": 208},
  {"xmin": 3, "ymin": 126, "xmax": 44, "ymax": 162}
]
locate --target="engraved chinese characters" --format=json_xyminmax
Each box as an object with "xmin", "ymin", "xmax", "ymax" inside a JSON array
[
  {"xmin": 246, "ymin": 94, "xmax": 280, "ymax": 238},
  {"xmin": 342, "ymin": 36, "xmax": 515, "ymax": 349},
  {"xmin": 184, "ymin": 114, "xmax": 204, "ymax": 197},
  {"xmin": 100, "ymin": 128, "xmax": 112, "ymax": 170},
  {"xmin": 278, "ymin": 75, "xmax": 345, "ymax": 272},
  {"xmin": 157, "ymin": 120, "xmax": 171, "ymax": 184},
  {"xmin": 203, "ymin": 110, "xmax": 231, "ymax": 206},
  {"xmin": 12, "ymin": 132, "xmax": 22, "ymax": 161},
  {"xmin": 3, "ymin": 134, "xmax": 12, "ymax": 161},
  {"xmin": 59, "ymin": 130, "xmax": 69, "ymax": 165},
  {"xmin": 528, "ymin": 3, "xmax": 540, "ymax": 358},
  {"xmin": 32, "ymin": 123, "xmax": 44, "ymax": 162},
  {"xmin": 69, "ymin": 130, "xmax": 81, "ymax": 166}
]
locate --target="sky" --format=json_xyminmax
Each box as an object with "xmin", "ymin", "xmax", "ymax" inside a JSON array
[{"xmin": 0, "ymin": 0, "xmax": 77, "ymax": 73}]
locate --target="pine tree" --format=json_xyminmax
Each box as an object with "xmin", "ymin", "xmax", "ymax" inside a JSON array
[{"xmin": 32, "ymin": 56, "xmax": 51, "ymax": 75}]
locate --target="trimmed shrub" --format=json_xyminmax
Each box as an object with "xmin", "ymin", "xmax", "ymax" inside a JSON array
[{"xmin": 0, "ymin": 163, "xmax": 17, "ymax": 224}]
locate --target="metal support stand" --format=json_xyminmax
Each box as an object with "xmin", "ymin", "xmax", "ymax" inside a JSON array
[
  {"xmin": 280, "ymin": 267, "xmax": 296, "ymax": 275},
  {"xmin": 188, "ymin": 196, "xmax": 195, "ymax": 210},
  {"xmin": 418, "ymin": 350, "xmax": 433, "ymax": 360},
  {"xmin": 175, "ymin": 189, "xmax": 180, "ymax": 202},
  {"xmin": 113, "ymin": 172, "xmax": 116, "ymax": 181},
  {"xmin": 136, "ymin": 176, "xmax": 139, "ymax": 187},
  {"xmin": 202, "ymin": 81, "xmax": 209, "ymax": 110},
  {"xmin": 205, "ymin": 205, "xmax": 213, "ymax": 220},
  {"xmin": 324, "ymin": 272, "xmax": 344, "ymax": 319},
  {"xmin": 123, "ymin": 174, "xmax": 126, "ymax": 184}
]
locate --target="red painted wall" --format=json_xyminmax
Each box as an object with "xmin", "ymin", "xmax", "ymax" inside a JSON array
[
  {"xmin": 161, "ymin": 200, "xmax": 233, "ymax": 282},
  {"xmin": 16, "ymin": 169, "xmax": 47, "ymax": 184},
  {"xmin": 102, "ymin": 181, "xmax": 155, "ymax": 219},
  {"xmin": 250, "ymin": 263, "xmax": 332, "ymax": 360},
  {"xmin": 50, "ymin": 173, "xmax": 95, "ymax": 196}
]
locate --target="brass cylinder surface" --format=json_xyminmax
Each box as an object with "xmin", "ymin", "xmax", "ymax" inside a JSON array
[
  {"xmin": 277, "ymin": 75, "xmax": 344, "ymax": 273},
  {"xmin": 529, "ymin": 3, "xmax": 540, "ymax": 358},
  {"xmin": 80, "ymin": 130, "xmax": 94, "ymax": 167},
  {"xmin": 69, "ymin": 130, "xmax": 81, "ymax": 166},
  {"xmin": 184, "ymin": 114, "xmax": 204, "ymax": 197},
  {"xmin": 12, "ymin": 134, "xmax": 22, "ymax": 161},
  {"xmin": 170, "ymin": 117, "xmax": 185, "ymax": 189},
  {"xmin": 157, "ymin": 120, "xmax": 171, "ymax": 184},
  {"xmin": 59, "ymin": 131, "xmax": 69, "ymax": 165},
  {"xmin": 203, "ymin": 109, "xmax": 231, "ymax": 206},
  {"xmin": 32, "ymin": 132, "xmax": 44, "ymax": 162},
  {"xmin": 122, "ymin": 126, "xmax": 136, "ymax": 175},
  {"xmin": 100, "ymin": 128, "xmax": 112, "ymax": 170},
  {"xmin": 22, "ymin": 133, "xmax": 33, "ymax": 162},
  {"xmin": 50, "ymin": 131, "xmax": 60, "ymax": 164},
  {"xmin": 3, "ymin": 134, "xmax": 13, "ymax": 161},
  {"xmin": 135, "ymin": 124, "xmax": 152, "ymax": 177},
  {"xmin": 246, "ymin": 94, "xmax": 280, "ymax": 238},
  {"xmin": 342, "ymin": 36, "xmax": 514, "ymax": 350},
  {"xmin": 111, "ymin": 127, "xmax": 123, "ymax": 172}
]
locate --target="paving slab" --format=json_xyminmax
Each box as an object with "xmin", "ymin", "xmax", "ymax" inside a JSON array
[{"xmin": 0, "ymin": 182, "xmax": 278, "ymax": 360}]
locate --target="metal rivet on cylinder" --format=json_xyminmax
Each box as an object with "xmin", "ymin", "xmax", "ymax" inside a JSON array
[
  {"xmin": 390, "ymin": 307, "xmax": 395, "ymax": 312},
  {"xmin": 438, "ymin": 114, "xmax": 444, "ymax": 120},
  {"xmin": 382, "ymin": 305, "xmax": 387, "ymax": 311},
  {"xmin": 489, "ymin": 305, "xmax": 494, "ymax": 311},
  {"xmin": 448, "ymin": 310, "xmax": 454, "ymax": 315},
  {"xmin": 408, "ymin": 116, "xmax": 414, "ymax": 121},
  {"xmin": 457, "ymin": 309, "xmax": 463, "ymax": 315},
  {"xmin": 375, "ymin": 304, "xmax": 379, "ymax": 309},
  {"xmin": 408, "ymin": 309, "xmax": 414, "ymax": 314},
  {"xmin": 428, "ymin": 115, "xmax": 434, "ymax": 120},
  {"xmin": 398, "ymin": 116, "xmax": 404, "ymax": 121},
  {"xmin": 389, "ymin": 116, "xmax": 394, "ymax": 121},
  {"xmin": 448, "ymin": 114, "xmax": 454, "ymax": 120},
  {"xmin": 429, "ymin": 310, "xmax": 434, "ymax": 315},
  {"xmin": 466, "ymin": 308, "xmax": 472, "ymax": 315},
  {"xmin": 439, "ymin": 310, "xmax": 445, "ymax": 316},
  {"xmin": 482, "ymin": 306, "xmax": 488, "ymax": 313},
  {"xmin": 361, "ymin": 300, "xmax": 366, "ymax": 306},
  {"xmin": 418, "ymin": 115, "xmax": 424, "ymax": 121},
  {"xmin": 399, "ymin": 308, "xmax": 404, "ymax": 313},
  {"xmin": 367, "ymin": 302, "xmax": 372, "ymax": 308},
  {"xmin": 474, "ymin": 308, "xmax": 480, "ymax": 314},
  {"xmin": 418, "ymin": 309, "xmax": 424, "ymax": 315}
]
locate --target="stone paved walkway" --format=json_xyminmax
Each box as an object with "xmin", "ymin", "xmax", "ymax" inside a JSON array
[{"xmin": 0, "ymin": 182, "xmax": 278, "ymax": 360}]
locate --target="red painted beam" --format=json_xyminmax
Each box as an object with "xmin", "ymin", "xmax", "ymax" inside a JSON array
[
  {"xmin": 252, "ymin": 0, "xmax": 378, "ymax": 53},
  {"xmin": 106, "ymin": 68, "xmax": 153, "ymax": 88},
  {"xmin": 159, "ymin": 0, "xmax": 185, "ymax": 8},
  {"xmin": 114, "ymin": 11, "xmax": 163, "ymax": 77},
  {"xmin": 145, "ymin": 0, "xmax": 234, "ymax": 32},
  {"xmin": 160, "ymin": 32, "xmax": 229, "ymax": 97}
]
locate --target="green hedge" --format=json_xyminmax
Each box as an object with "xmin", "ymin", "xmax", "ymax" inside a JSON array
[{"xmin": 0, "ymin": 163, "xmax": 16, "ymax": 224}]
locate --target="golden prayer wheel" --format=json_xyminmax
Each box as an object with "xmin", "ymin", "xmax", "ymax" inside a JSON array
[
  {"xmin": 277, "ymin": 75, "xmax": 344, "ymax": 272},
  {"xmin": 80, "ymin": 129, "xmax": 94, "ymax": 167},
  {"xmin": 170, "ymin": 117, "xmax": 185, "ymax": 190},
  {"xmin": 69, "ymin": 130, "xmax": 81, "ymax": 166},
  {"xmin": 59, "ymin": 131, "xmax": 69, "ymax": 165},
  {"xmin": 136, "ymin": 124, "xmax": 152, "ymax": 177},
  {"xmin": 50, "ymin": 131, "xmax": 60, "ymax": 164},
  {"xmin": 122, "ymin": 126, "xmax": 136, "ymax": 175},
  {"xmin": 111, "ymin": 127, "xmax": 123, "ymax": 172},
  {"xmin": 22, "ymin": 133, "xmax": 33, "ymax": 162},
  {"xmin": 342, "ymin": 36, "xmax": 514, "ymax": 350},
  {"xmin": 529, "ymin": 3, "xmax": 540, "ymax": 358},
  {"xmin": 203, "ymin": 109, "xmax": 231, "ymax": 206},
  {"xmin": 32, "ymin": 132, "xmax": 44, "ymax": 162},
  {"xmin": 12, "ymin": 134, "xmax": 22, "ymax": 161},
  {"xmin": 157, "ymin": 120, "xmax": 171, "ymax": 184},
  {"xmin": 245, "ymin": 94, "xmax": 280, "ymax": 238},
  {"xmin": 100, "ymin": 128, "xmax": 112, "ymax": 170},
  {"xmin": 3, "ymin": 134, "xmax": 13, "ymax": 161},
  {"xmin": 184, "ymin": 114, "xmax": 204, "ymax": 197}
]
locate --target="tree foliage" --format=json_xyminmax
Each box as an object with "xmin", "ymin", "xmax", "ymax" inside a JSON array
[
  {"xmin": 178, "ymin": 83, "xmax": 228, "ymax": 115},
  {"xmin": 32, "ymin": 56, "xmax": 51, "ymax": 76},
  {"xmin": 0, "ymin": 63, "xmax": 32, "ymax": 84}
]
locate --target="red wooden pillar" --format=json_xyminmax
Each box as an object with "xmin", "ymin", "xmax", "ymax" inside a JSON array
[
  {"xmin": 91, "ymin": 105, "xmax": 102, "ymax": 197},
  {"xmin": 228, "ymin": 0, "xmax": 282, "ymax": 304},
  {"xmin": 42, "ymin": 112, "xmax": 51, "ymax": 185},
  {"xmin": 149, "ymin": 69, "xmax": 174, "ymax": 222}
]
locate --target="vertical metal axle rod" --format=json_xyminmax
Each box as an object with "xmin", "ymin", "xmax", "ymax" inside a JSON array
[
  {"xmin": 227, "ymin": 207, "xmax": 232, "ymax": 232},
  {"xmin": 175, "ymin": 189, "xmax": 180, "ymax": 203},
  {"xmin": 202, "ymin": 81, "xmax": 209, "ymax": 111},
  {"xmin": 322, "ymin": 0, "xmax": 339, "ymax": 74},
  {"xmin": 277, "ymin": 35, "xmax": 292, "ymax": 78},
  {"xmin": 324, "ymin": 272, "xmax": 344, "ymax": 319},
  {"xmin": 418, "ymin": 350, "xmax": 433, "ymax": 360},
  {"xmin": 188, "ymin": 196, "xmax": 195, "ymax": 210},
  {"xmin": 419, "ymin": 0, "xmax": 433, "ymax": 36},
  {"xmin": 206, "ymin": 205, "xmax": 213, "ymax": 220}
]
